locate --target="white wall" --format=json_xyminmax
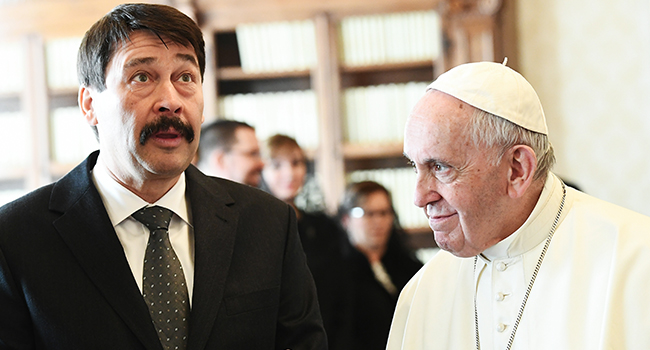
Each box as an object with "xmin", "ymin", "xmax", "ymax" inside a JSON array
[{"xmin": 518, "ymin": 0, "xmax": 650, "ymax": 216}]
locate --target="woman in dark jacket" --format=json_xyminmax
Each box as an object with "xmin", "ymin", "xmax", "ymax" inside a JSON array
[
  {"xmin": 338, "ymin": 181, "xmax": 423, "ymax": 350},
  {"xmin": 260, "ymin": 134, "xmax": 353, "ymax": 349}
]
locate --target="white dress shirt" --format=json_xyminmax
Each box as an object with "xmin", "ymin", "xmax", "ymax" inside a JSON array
[{"xmin": 91, "ymin": 155, "xmax": 195, "ymax": 305}]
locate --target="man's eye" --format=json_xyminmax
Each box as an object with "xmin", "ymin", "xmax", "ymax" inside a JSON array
[
  {"xmin": 434, "ymin": 163, "xmax": 447, "ymax": 172},
  {"xmin": 134, "ymin": 73, "xmax": 148, "ymax": 82},
  {"xmin": 179, "ymin": 73, "xmax": 193, "ymax": 82}
]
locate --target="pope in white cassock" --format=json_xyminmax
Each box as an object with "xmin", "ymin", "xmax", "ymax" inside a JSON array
[{"xmin": 387, "ymin": 60, "xmax": 650, "ymax": 350}]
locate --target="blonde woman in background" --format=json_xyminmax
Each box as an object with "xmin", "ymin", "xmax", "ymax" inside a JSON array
[{"xmin": 261, "ymin": 134, "xmax": 354, "ymax": 350}]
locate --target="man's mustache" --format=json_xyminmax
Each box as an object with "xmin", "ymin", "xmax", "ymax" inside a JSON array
[{"xmin": 139, "ymin": 115, "xmax": 195, "ymax": 146}]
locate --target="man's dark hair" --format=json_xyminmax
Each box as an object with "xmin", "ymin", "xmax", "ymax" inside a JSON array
[
  {"xmin": 197, "ymin": 119, "xmax": 255, "ymax": 164},
  {"xmin": 77, "ymin": 3, "xmax": 205, "ymax": 91}
]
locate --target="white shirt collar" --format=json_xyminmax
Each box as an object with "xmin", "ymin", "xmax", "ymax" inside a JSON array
[
  {"xmin": 91, "ymin": 153, "xmax": 191, "ymax": 227},
  {"xmin": 481, "ymin": 173, "xmax": 566, "ymax": 260}
]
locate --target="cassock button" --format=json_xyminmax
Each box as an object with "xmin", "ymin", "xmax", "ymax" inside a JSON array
[
  {"xmin": 497, "ymin": 323, "xmax": 507, "ymax": 332},
  {"xmin": 496, "ymin": 292, "xmax": 506, "ymax": 301},
  {"xmin": 496, "ymin": 262, "xmax": 507, "ymax": 271}
]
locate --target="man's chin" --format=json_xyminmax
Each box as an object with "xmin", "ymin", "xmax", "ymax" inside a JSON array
[{"xmin": 432, "ymin": 230, "xmax": 476, "ymax": 258}]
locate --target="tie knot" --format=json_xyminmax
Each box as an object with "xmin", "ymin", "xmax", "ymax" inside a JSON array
[{"xmin": 132, "ymin": 206, "xmax": 174, "ymax": 232}]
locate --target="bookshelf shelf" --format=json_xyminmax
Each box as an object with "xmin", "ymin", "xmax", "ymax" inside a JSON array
[
  {"xmin": 341, "ymin": 64, "xmax": 434, "ymax": 88},
  {"xmin": 341, "ymin": 60, "xmax": 434, "ymax": 73},
  {"xmin": 342, "ymin": 141, "xmax": 404, "ymax": 159},
  {"xmin": 217, "ymin": 66, "xmax": 311, "ymax": 81},
  {"xmin": 0, "ymin": 92, "xmax": 21, "ymax": 100},
  {"xmin": 49, "ymin": 87, "xmax": 79, "ymax": 97}
]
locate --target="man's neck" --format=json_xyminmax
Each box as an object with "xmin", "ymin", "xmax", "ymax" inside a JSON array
[{"xmin": 99, "ymin": 158, "xmax": 182, "ymax": 204}]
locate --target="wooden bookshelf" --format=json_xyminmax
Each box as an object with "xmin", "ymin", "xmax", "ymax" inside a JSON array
[{"xmin": 0, "ymin": 0, "xmax": 516, "ymax": 246}]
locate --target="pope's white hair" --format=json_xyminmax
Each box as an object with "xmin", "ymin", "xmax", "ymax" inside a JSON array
[{"xmin": 467, "ymin": 108, "xmax": 555, "ymax": 181}]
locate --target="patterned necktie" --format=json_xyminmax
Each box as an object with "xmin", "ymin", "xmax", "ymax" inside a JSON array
[{"xmin": 132, "ymin": 206, "xmax": 190, "ymax": 350}]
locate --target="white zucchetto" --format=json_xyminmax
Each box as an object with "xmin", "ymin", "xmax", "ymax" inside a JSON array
[{"xmin": 427, "ymin": 60, "xmax": 548, "ymax": 135}]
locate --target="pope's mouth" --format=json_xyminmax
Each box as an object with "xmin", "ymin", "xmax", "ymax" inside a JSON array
[{"xmin": 428, "ymin": 212, "xmax": 457, "ymax": 228}]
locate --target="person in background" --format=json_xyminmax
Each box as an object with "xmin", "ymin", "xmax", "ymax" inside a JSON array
[
  {"xmin": 387, "ymin": 61, "xmax": 650, "ymax": 349},
  {"xmin": 337, "ymin": 180, "xmax": 422, "ymax": 350},
  {"xmin": 196, "ymin": 119, "xmax": 264, "ymax": 187},
  {"xmin": 261, "ymin": 134, "xmax": 354, "ymax": 350},
  {"xmin": 0, "ymin": 4, "xmax": 326, "ymax": 349}
]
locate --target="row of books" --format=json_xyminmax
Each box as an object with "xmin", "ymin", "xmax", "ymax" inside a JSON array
[
  {"xmin": 339, "ymin": 10, "xmax": 442, "ymax": 67},
  {"xmin": 45, "ymin": 37, "xmax": 82, "ymax": 90},
  {"xmin": 49, "ymin": 106, "xmax": 98, "ymax": 164},
  {"xmin": 0, "ymin": 37, "xmax": 81, "ymax": 95},
  {"xmin": 233, "ymin": 10, "xmax": 441, "ymax": 74},
  {"xmin": 217, "ymin": 89, "xmax": 320, "ymax": 149},
  {"xmin": 347, "ymin": 167, "xmax": 428, "ymax": 230},
  {"xmin": 236, "ymin": 19, "xmax": 318, "ymax": 73},
  {"xmin": 342, "ymin": 81, "xmax": 428, "ymax": 144},
  {"xmin": 0, "ymin": 41, "xmax": 26, "ymax": 95}
]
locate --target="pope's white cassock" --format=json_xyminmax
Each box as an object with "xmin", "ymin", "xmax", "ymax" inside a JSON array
[{"xmin": 386, "ymin": 173, "xmax": 650, "ymax": 350}]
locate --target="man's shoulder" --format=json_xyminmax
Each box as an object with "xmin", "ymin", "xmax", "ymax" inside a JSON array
[
  {"xmin": 0, "ymin": 184, "xmax": 54, "ymax": 217},
  {"xmin": 568, "ymin": 188, "xmax": 650, "ymax": 229},
  {"xmin": 0, "ymin": 183, "xmax": 57, "ymax": 244},
  {"xmin": 562, "ymin": 188, "xmax": 650, "ymax": 255}
]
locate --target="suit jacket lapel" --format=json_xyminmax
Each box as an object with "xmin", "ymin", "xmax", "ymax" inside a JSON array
[
  {"xmin": 49, "ymin": 152, "xmax": 162, "ymax": 350},
  {"xmin": 184, "ymin": 166, "xmax": 239, "ymax": 350}
]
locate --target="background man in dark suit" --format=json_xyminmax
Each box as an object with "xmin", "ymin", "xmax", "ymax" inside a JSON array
[
  {"xmin": 196, "ymin": 119, "xmax": 265, "ymax": 187},
  {"xmin": 0, "ymin": 4, "xmax": 326, "ymax": 349}
]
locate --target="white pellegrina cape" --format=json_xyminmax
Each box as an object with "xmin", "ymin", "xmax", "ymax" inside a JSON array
[{"xmin": 387, "ymin": 173, "xmax": 650, "ymax": 350}]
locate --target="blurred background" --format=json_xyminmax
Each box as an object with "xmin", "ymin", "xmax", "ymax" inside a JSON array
[{"xmin": 1, "ymin": 0, "xmax": 649, "ymax": 254}]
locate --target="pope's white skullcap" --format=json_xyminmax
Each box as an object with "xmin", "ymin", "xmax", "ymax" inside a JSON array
[{"xmin": 427, "ymin": 60, "xmax": 548, "ymax": 135}]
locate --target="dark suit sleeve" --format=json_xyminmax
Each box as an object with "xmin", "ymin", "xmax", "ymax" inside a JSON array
[
  {"xmin": 275, "ymin": 206, "xmax": 328, "ymax": 350},
  {"xmin": 0, "ymin": 245, "xmax": 35, "ymax": 349}
]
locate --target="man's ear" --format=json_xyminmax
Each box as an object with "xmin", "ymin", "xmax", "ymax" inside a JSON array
[
  {"xmin": 79, "ymin": 86, "xmax": 98, "ymax": 126},
  {"xmin": 506, "ymin": 145, "xmax": 537, "ymax": 198},
  {"xmin": 211, "ymin": 149, "xmax": 227, "ymax": 169}
]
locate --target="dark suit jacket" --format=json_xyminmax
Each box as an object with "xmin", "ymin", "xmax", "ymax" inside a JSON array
[{"xmin": 0, "ymin": 152, "xmax": 327, "ymax": 350}]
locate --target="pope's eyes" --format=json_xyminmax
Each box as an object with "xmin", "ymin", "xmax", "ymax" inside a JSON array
[{"xmin": 434, "ymin": 163, "xmax": 448, "ymax": 172}]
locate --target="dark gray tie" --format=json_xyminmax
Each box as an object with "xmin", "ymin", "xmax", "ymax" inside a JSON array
[{"xmin": 132, "ymin": 206, "xmax": 189, "ymax": 350}]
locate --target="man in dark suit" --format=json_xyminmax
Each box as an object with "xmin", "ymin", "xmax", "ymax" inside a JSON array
[
  {"xmin": 0, "ymin": 4, "xmax": 327, "ymax": 350},
  {"xmin": 196, "ymin": 120, "xmax": 266, "ymax": 187}
]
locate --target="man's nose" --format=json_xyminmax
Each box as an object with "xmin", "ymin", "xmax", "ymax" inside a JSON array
[
  {"xmin": 413, "ymin": 172, "xmax": 441, "ymax": 208},
  {"xmin": 154, "ymin": 80, "xmax": 182, "ymax": 114}
]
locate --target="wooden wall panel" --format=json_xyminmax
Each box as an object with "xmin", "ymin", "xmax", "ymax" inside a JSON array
[{"xmin": 0, "ymin": 0, "xmax": 163, "ymax": 40}]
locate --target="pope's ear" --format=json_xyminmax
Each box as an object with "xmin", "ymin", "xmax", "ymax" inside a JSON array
[
  {"xmin": 506, "ymin": 145, "xmax": 537, "ymax": 198},
  {"xmin": 79, "ymin": 86, "xmax": 98, "ymax": 126}
]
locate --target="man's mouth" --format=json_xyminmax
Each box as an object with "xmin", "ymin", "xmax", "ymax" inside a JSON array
[
  {"xmin": 140, "ymin": 116, "xmax": 194, "ymax": 145},
  {"xmin": 153, "ymin": 129, "xmax": 182, "ymax": 139}
]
